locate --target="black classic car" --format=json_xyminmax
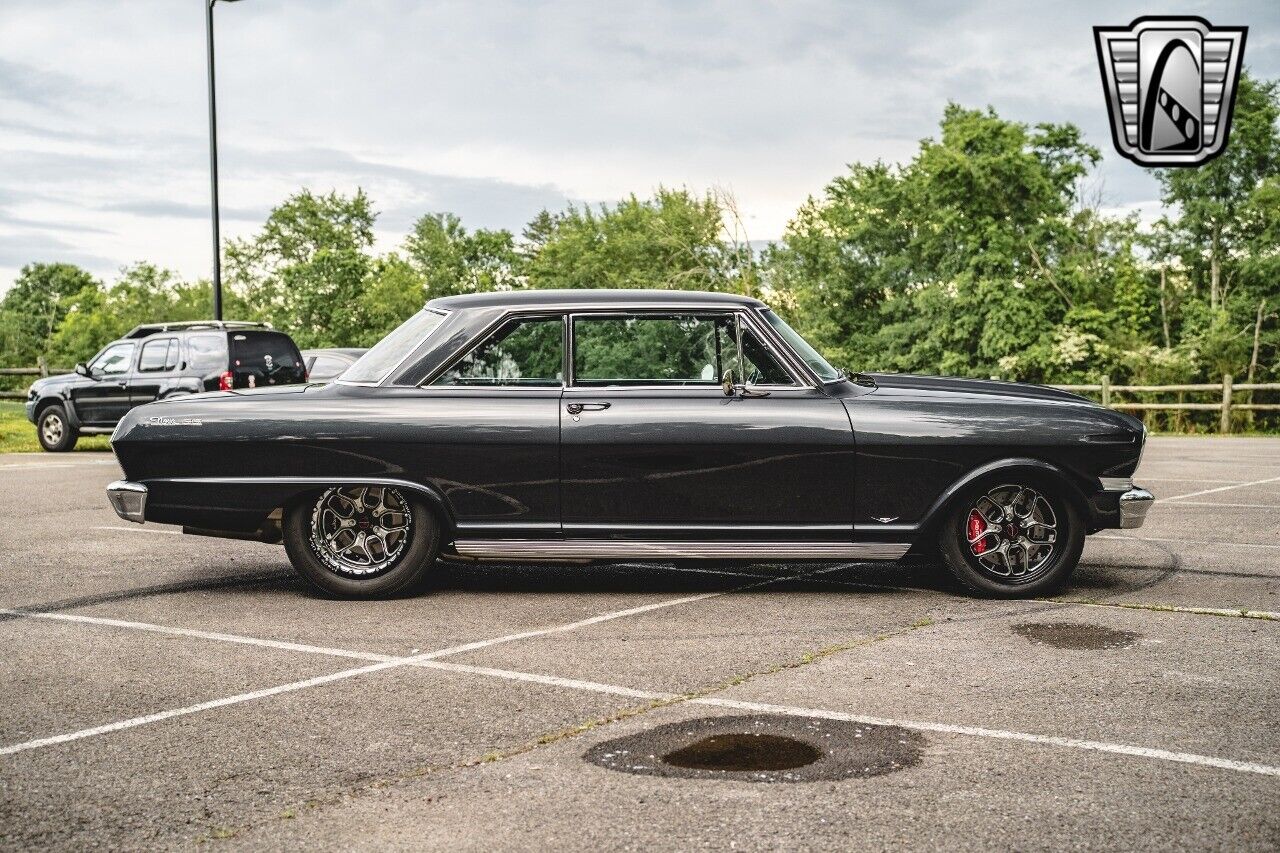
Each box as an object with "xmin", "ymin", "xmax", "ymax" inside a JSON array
[
  {"xmin": 107, "ymin": 290, "xmax": 1153, "ymax": 598},
  {"xmin": 27, "ymin": 321, "xmax": 306, "ymax": 451}
]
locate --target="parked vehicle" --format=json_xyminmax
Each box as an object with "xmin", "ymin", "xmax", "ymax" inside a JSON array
[
  {"xmin": 27, "ymin": 321, "xmax": 306, "ymax": 451},
  {"xmin": 106, "ymin": 290, "xmax": 1153, "ymax": 598},
  {"xmin": 301, "ymin": 348, "xmax": 367, "ymax": 383}
]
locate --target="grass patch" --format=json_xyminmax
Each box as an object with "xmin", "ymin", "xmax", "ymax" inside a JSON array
[{"xmin": 0, "ymin": 401, "xmax": 111, "ymax": 454}]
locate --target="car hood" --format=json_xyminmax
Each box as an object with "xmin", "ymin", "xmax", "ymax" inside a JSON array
[
  {"xmin": 863, "ymin": 373, "xmax": 1092, "ymax": 405},
  {"xmin": 29, "ymin": 372, "xmax": 79, "ymax": 393}
]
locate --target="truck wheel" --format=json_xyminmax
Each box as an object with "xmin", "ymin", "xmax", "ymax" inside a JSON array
[
  {"xmin": 37, "ymin": 404, "xmax": 79, "ymax": 452},
  {"xmin": 938, "ymin": 478, "xmax": 1083, "ymax": 598},
  {"xmin": 283, "ymin": 486, "xmax": 440, "ymax": 597}
]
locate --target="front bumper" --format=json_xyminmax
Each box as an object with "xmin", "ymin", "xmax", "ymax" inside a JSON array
[
  {"xmin": 1118, "ymin": 487, "xmax": 1154, "ymax": 529},
  {"xmin": 106, "ymin": 480, "xmax": 147, "ymax": 523}
]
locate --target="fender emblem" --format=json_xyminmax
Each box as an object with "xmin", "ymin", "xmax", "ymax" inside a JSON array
[
  {"xmin": 145, "ymin": 416, "xmax": 203, "ymax": 427},
  {"xmin": 872, "ymin": 516, "xmax": 900, "ymax": 524}
]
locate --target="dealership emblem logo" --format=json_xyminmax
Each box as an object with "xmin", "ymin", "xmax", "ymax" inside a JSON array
[{"xmin": 1094, "ymin": 16, "xmax": 1246, "ymax": 167}]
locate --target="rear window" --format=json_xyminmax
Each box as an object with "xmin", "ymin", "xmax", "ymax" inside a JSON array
[{"xmin": 229, "ymin": 331, "xmax": 306, "ymax": 385}]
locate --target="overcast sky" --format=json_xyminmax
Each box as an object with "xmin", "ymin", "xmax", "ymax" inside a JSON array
[{"xmin": 1, "ymin": 0, "xmax": 1276, "ymax": 291}]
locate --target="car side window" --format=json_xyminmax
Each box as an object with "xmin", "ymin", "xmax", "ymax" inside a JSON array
[
  {"xmin": 432, "ymin": 317, "xmax": 564, "ymax": 387},
  {"xmin": 572, "ymin": 314, "xmax": 796, "ymax": 387},
  {"xmin": 92, "ymin": 343, "xmax": 135, "ymax": 375},
  {"xmin": 187, "ymin": 334, "xmax": 228, "ymax": 371},
  {"xmin": 138, "ymin": 338, "xmax": 176, "ymax": 373}
]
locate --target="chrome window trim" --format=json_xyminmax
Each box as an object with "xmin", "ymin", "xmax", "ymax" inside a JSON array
[{"xmin": 335, "ymin": 307, "xmax": 450, "ymax": 388}]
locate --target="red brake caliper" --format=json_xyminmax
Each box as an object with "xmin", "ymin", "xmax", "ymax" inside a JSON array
[{"xmin": 967, "ymin": 510, "xmax": 989, "ymax": 554}]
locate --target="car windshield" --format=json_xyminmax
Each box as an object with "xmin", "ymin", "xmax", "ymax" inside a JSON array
[
  {"xmin": 343, "ymin": 309, "xmax": 447, "ymax": 384},
  {"xmin": 759, "ymin": 309, "xmax": 841, "ymax": 382}
]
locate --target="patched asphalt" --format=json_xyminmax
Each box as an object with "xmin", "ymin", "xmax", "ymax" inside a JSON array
[{"xmin": 0, "ymin": 439, "xmax": 1277, "ymax": 850}]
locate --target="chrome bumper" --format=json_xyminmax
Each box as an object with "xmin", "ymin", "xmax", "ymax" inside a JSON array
[
  {"xmin": 106, "ymin": 480, "xmax": 147, "ymax": 523},
  {"xmin": 1118, "ymin": 487, "xmax": 1154, "ymax": 529}
]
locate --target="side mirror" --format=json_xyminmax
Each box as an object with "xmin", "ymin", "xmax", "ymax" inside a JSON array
[
  {"xmin": 74, "ymin": 363, "xmax": 94, "ymax": 379},
  {"xmin": 722, "ymin": 369, "xmax": 735, "ymax": 397}
]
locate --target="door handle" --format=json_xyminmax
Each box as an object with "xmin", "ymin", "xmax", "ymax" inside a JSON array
[{"xmin": 566, "ymin": 402, "xmax": 611, "ymax": 415}]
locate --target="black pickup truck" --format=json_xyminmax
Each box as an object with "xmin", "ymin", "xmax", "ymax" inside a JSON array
[{"xmin": 26, "ymin": 321, "xmax": 307, "ymax": 451}]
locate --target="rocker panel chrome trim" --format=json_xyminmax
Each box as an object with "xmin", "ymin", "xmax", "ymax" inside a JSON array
[{"xmin": 451, "ymin": 539, "xmax": 910, "ymax": 561}]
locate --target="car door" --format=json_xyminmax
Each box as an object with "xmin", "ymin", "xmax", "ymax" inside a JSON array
[
  {"xmin": 409, "ymin": 312, "xmax": 566, "ymax": 538},
  {"xmin": 129, "ymin": 337, "xmax": 178, "ymax": 407},
  {"xmin": 559, "ymin": 310, "xmax": 856, "ymax": 539},
  {"xmin": 71, "ymin": 341, "xmax": 136, "ymax": 425}
]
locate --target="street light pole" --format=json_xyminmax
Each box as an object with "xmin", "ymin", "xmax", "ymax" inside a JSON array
[{"xmin": 205, "ymin": 0, "xmax": 242, "ymax": 321}]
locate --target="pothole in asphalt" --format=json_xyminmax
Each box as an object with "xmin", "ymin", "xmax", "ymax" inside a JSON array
[
  {"xmin": 584, "ymin": 714, "xmax": 924, "ymax": 782},
  {"xmin": 1013, "ymin": 621, "xmax": 1138, "ymax": 650}
]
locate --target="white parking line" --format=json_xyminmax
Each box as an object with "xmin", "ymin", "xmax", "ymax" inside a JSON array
[
  {"xmin": 687, "ymin": 697, "xmax": 1280, "ymax": 778},
  {"xmin": 5, "ymin": 605, "xmax": 1279, "ymax": 776},
  {"xmin": 1051, "ymin": 599, "xmax": 1280, "ymax": 621},
  {"xmin": 1163, "ymin": 475, "xmax": 1280, "ymax": 502},
  {"xmin": 0, "ymin": 569, "xmax": 810, "ymax": 757},
  {"xmin": 1159, "ymin": 502, "xmax": 1280, "ymax": 509},
  {"xmin": 1096, "ymin": 534, "xmax": 1280, "ymax": 551}
]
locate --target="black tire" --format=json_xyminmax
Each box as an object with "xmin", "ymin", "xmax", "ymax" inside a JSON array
[
  {"xmin": 283, "ymin": 486, "xmax": 440, "ymax": 598},
  {"xmin": 938, "ymin": 475, "xmax": 1084, "ymax": 599},
  {"xmin": 36, "ymin": 404, "xmax": 78, "ymax": 452}
]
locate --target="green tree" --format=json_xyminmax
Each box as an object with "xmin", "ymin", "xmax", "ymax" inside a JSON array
[
  {"xmin": 0, "ymin": 263, "xmax": 98, "ymax": 365},
  {"xmin": 766, "ymin": 104, "xmax": 1104, "ymax": 380},
  {"xmin": 403, "ymin": 212, "xmax": 523, "ymax": 298},
  {"xmin": 524, "ymin": 188, "xmax": 751, "ymax": 293},
  {"xmin": 225, "ymin": 189, "xmax": 378, "ymax": 347}
]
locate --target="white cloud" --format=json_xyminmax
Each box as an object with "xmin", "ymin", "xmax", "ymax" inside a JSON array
[{"xmin": 1, "ymin": 0, "xmax": 1275, "ymax": 291}]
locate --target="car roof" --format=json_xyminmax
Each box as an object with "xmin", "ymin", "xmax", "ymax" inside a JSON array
[
  {"xmin": 302, "ymin": 348, "xmax": 367, "ymax": 358},
  {"xmin": 426, "ymin": 289, "xmax": 766, "ymax": 311}
]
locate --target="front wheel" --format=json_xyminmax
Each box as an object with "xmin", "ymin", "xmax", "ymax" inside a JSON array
[
  {"xmin": 938, "ymin": 480, "xmax": 1083, "ymax": 598},
  {"xmin": 37, "ymin": 404, "xmax": 78, "ymax": 452},
  {"xmin": 283, "ymin": 486, "xmax": 440, "ymax": 597}
]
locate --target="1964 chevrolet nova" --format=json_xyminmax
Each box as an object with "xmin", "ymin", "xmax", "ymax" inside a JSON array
[{"xmin": 107, "ymin": 290, "xmax": 1153, "ymax": 598}]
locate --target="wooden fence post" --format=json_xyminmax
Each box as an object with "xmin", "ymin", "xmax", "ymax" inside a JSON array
[
  {"xmin": 37, "ymin": 356, "xmax": 48, "ymax": 378},
  {"xmin": 1100, "ymin": 374, "xmax": 1111, "ymax": 408},
  {"xmin": 1220, "ymin": 373, "xmax": 1233, "ymax": 434}
]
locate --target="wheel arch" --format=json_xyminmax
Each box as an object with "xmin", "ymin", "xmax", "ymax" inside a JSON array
[
  {"xmin": 916, "ymin": 457, "xmax": 1091, "ymax": 537},
  {"xmin": 280, "ymin": 479, "xmax": 456, "ymax": 539}
]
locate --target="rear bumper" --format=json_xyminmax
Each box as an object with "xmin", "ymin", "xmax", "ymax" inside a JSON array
[
  {"xmin": 106, "ymin": 480, "xmax": 147, "ymax": 523},
  {"xmin": 1118, "ymin": 487, "xmax": 1154, "ymax": 529}
]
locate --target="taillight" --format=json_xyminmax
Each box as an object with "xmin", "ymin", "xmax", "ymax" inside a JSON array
[{"xmin": 218, "ymin": 370, "xmax": 234, "ymax": 391}]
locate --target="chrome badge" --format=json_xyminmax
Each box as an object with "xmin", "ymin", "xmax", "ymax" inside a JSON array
[{"xmin": 1094, "ymin": 16, "xmax": 1247, "ymax": 167}]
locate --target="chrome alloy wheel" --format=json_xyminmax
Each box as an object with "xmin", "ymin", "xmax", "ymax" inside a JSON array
[
  {"xmin": 308, "ymin": 486, "xmax": 412, "ymax": 577},
  {"xmin": 41, "ymin": 411, "xmax": 65, "ymax": 446},
  {"xmin": 964, "ymin": 484, "xmax": 1058, "ymax": 581}
]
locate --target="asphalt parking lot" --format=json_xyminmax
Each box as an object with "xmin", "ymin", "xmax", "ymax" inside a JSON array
[{"xmin": 1, "ymin": 438, "xmax": 1277, "ymax": 850}]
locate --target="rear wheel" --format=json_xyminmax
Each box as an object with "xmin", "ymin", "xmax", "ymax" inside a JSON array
[
  {"xmin": 938, "ymin": 479, "xmax": 1083, "ymax": 598},
  {"xmin": 37, "ymin": 404, "xmax": 78, "ymax": 452},
  {"xmin": 283, "ymin": 486, "xmax": 440, "ymax": 597}
]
